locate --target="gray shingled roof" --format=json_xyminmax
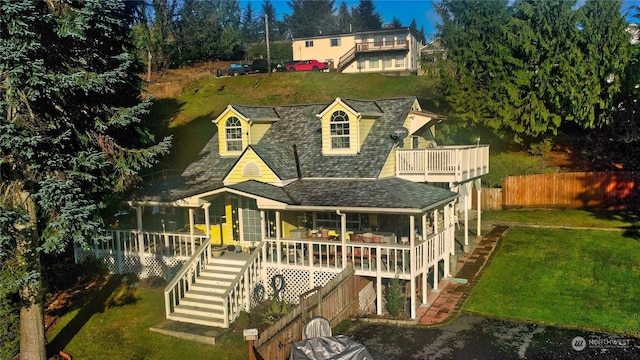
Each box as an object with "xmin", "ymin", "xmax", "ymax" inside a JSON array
[
  {"xmin": 282, "ymin": 178, "xmax": 457, "ymax": 210},
  {"xmin": 233, "ymin": 105, "xmax": 280, "ymax": 121},
  {"xmin": 134, "ymin": 177, "xmax": 224, "ymax": 202},
  {"xmin": 136, "ymin": 97, "xmax": 435, "ymax": 204}
]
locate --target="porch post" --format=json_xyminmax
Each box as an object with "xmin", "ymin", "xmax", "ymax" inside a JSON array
[
  {"xmin": 135, "ymin": 206, "xmax": 143, "ymax": 232},
  {"xmin": 475, "ymin": 178, "xmax": 482, "ymax": 237},
  {"xmin": 338, "ymin": 210, "xmax": 347, "ymax": 268},
  {"xmin": 260, "ymin": 211, "xmax": 267, "ymax": 283},
  {"xmin": 115, "ymin": 231, "xmax": 123, "ymax": 274},
  {"xmin": 446, "ymin": 204, "xmax": 454, "ymax": 256},
  {"xmin": 203, "ymin": 204, "xmax": 211, "ymax": 237},
  {"xmin": 276, "ymin": 211, "xmax": 281, "ymax": 265},
  {"xmin": 376, "ymin": 253, "xmax": 382, "ymax": 315},
  {"xmin": 433, "ymin": 208, "xmax": 439, "ymax": 234},
  {"xmin": 421, "ymin": 214, "xmax": 427, "ymax": 304},
  {"xmin": 409, "ymin": 215, "xmax": 416, "ymax": 319},
  {"xmin": 189, "ymin": 208, "xmax": 195, "ymax": 255}
]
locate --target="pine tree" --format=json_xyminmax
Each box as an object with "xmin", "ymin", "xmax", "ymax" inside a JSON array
[
  {"xmin": 0, "ymin": 1, "xmax": 171, "ymax": 358},
  {"xmin": 351, "ymin": 0, "xmax": 382, "ymax": 31}
]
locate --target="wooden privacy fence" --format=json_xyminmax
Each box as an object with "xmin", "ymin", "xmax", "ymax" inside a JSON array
[
  {"xmin": 255, "ymin": 265, "xmax": 360, "ymax": 360},
  {"xmin": 501, "ymin": 171, "xmax": 640, "ymax": 209}
]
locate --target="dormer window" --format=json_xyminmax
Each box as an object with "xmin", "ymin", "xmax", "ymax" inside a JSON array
[
  {"xmin": 330, "ymin": 111, "xmax": 350, "ymax": 149},
  {"xmin": 226, "ymin": 117, "xmax": 242, "ymax": 151}
]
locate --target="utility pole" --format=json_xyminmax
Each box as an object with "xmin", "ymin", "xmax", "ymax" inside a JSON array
[{"xmin": 265, "ymin": 14, "xmax": 271, "ymax": 73}]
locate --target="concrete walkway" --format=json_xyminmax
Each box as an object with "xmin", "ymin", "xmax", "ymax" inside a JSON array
[{"xmin": 416, "ymin": 225, "xmax": 510, "ymax": 325}]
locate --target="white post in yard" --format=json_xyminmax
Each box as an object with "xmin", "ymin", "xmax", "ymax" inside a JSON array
[{"xmin": 409, "ymin": 215, "xmax": 416, "ymax": 319}]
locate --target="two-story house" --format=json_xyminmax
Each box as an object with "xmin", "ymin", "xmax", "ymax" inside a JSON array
[
  {"xmin": 76, "ymin": 97, "xmax": 489, "ymax": 329},
  {"xmin": 292, "ymin": 28, "xmax": 423, "ymax": 74}
]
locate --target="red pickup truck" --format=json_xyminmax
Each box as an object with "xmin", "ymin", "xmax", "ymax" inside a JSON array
[{"xmin": 285, "ymin": 60, "xmax": 329, "ymax": 72}]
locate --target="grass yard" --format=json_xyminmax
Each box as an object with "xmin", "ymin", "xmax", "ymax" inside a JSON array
[
  {"xmin": 464, "ymin": 226, "xmax": 640, "ymax": 336},
  {"xmin": 482, "ymin": 208, "xmax": 640, "ymax": 229},
  {"xmin": 46, "ymin": 277, "xmax": 246, "ymax": 360}
]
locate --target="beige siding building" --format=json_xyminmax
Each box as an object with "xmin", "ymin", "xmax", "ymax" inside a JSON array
[{"xmin": 292, "ymin": 28, "xmax": 424, "ymax": 74}]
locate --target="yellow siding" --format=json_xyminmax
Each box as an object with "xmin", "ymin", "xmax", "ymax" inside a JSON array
[
  {"xmin": 321, "ymin": 103, "xmax": 358, "ymax": 155},
  {"xmin": 193, "ymin": 195, "xmax": 236, "ymax": 246},
  {"xmin": 225, "ymin": 148, "xmax": 280, "ymax": 184},
  {"xmin": 359, "ymin": 117, "xmax": 376, "ymax": 148},
  {"xmin": 218, "ymin": 110, "xmax": 248, "ymax": 156},
  {"xmin": 378, "ymin": 152, "xmax": 396, "ymax": 178},
  {"xmin": 250, "ymin": 122, "xmax": 271, "ymax": 144},
  {"xmin": 282, "ymin": 212, "xmax": 300, "ymax": 237}
]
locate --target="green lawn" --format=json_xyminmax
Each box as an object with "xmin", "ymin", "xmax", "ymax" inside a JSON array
[
  {"xmin": 465, "ymin": 226, "xmax": 640, "ymax": 336},
  {"xmin": 482, "ymin": 208, "xmax": 640, "ymax": 229},
  {"xmin": 46, "ymin": 282, "xmax": 246, "ymax": 360}
]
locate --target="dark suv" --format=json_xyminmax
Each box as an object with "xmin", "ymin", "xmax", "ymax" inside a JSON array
[{"xmin": 249, "ymin": 59, "xmax": 278, "ymax": 73}]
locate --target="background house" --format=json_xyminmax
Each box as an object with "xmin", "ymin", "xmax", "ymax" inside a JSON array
[{"xmin": 291, "ymin": 28, "xmax": 423, "ymax": 74}]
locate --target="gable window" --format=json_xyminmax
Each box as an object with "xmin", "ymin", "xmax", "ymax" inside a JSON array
[
  {"xmin": 305, "ymin": 40, "xmax": 314, "ymax": 47},
  {"xmin": 225, "ymin": 117, "xmax": 243, "ymax": 151},
  {"xmin": 330, "ymin": 110, "xmax": 350, "ymax": 149},
  {"xmin": 330, "ymin": 38, "xmax": 340, "ymax": 47}
]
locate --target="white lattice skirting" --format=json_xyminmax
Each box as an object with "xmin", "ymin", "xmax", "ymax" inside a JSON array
[
  {"xmin": 76, "ymin": 249, "xmax": 187, "ymax": 280},
  {"xmin": 264, "ymin": 266, "xmax": 341, "ymax": 304}
]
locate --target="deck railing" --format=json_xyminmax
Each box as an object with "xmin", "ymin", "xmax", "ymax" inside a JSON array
[
  {"xmin": 95, "ymin": 229, "xmax": 208, "ymax": 258},
  {"xmin": 396, "ymin": 145, "xmax": 490, "ymax": 183},
  {"xmin": 263, "ymin": 230, "xmax": 449, "ymax": 280},
  {"xmin": 163, "ymin": 240, "xmax": 212, "ymax": 318},
  {"xmin": 221, "ymin": 242, "xmax": 265, "ymax": 328}
]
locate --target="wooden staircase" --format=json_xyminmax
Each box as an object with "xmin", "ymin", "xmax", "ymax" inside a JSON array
[{"xmin": 167, "ymin": 257, "xmax": 246, "ymax": 327}]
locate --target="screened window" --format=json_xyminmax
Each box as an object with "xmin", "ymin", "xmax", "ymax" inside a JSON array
[
  {"xmin": 357, "ymin": 58, "xmax": 366, "ymax": 70},
  {"xmin": 330, "ymin": 38, "xmax": 340, "ymax": 47},
  {"xmin": 314, "ymin": 212, "xmax": 363, "ymax": 230},
  {"xmin": 305, "ymin": 40, "xmax": 314, "ymax": 47},
  {"xmin": 395, "ymin": 55, "xmax": 404, "ymax": 67},
  {"xmin": 225, "ymin": 117, "xmax": 242, "ymax": 151},
  {"xmin": 369, "ymin": 57, "xmax": 379, "ymax": 69},
  {"xmin": 330, "ymin": 111, "xmax": 350, "ymax": 149},
  {"xmin": 383, "ymin": 56, "xmax": 393, "ymax": 69}
]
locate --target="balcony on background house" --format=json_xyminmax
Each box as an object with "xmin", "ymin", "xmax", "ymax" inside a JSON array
[{"xmin": 395, "ymin": 145, "xmax": 490, "ymax": 183}]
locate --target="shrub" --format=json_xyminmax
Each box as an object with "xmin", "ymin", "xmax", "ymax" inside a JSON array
[{"xmin": 384, "ymin": 277, "xmax": 405, "ymax": 317}]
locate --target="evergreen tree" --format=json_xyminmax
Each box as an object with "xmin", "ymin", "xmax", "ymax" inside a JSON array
[
  {"xmin": 351, "ymin": 0, "xmax": 382, "ymax": 31},
  {"xmin": 390, "ymin": 17, "xmax": 403, "ymax": 28},
  {"xmin": 337, "ymin": 1, "xmax": 353, "ymax": 33},
  {"xmin": 262, "ymin": 0, "xmax": 282, "ymax": 41},
  {"xmin": 285, "ymin": 0, "xmax": 337, "ymax": 37},
  {"xmin": 0, "ymin": 1, "xmax": 171, "ymax": 358},
  {"xmin": 435, "ymin": 0, "xmax": 518, "ymax": 140},
  {"xmin": 242, "ymin": 2, "xmax": 262, "ymax": 44}
]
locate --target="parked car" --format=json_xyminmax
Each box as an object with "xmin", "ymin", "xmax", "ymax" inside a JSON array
[
  {"xmin": 285, "ymin": 59, "xmax": 328, "ymax": 72},
  {"xmin": 249, "ymin": 59, "xmax": 279, "ymax": 73},
  {"xmin": 227, "ymin": 63, "xmax": 247, "ymax": 76}
]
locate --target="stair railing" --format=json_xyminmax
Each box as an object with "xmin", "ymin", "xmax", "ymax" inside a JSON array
[
  {"xmin": 221, "ymin": 242, "xmax": 265, "ymax": 328},
  {"xmin": 163, "ymin": 239, "xmax": 212, "ymax": 318}
]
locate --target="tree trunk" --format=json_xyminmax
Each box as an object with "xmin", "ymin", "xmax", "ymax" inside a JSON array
[
  {"xmin": 18, "ymin": 192, "xmax": 47, "ymax": 360},
  {"xmin": 20, "ymin": 281, "xmax": 46, "ymax": 360}
]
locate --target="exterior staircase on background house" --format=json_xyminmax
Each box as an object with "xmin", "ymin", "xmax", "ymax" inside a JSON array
[{"xmin": 167, "ymin": 257, "xmax": 247, "ymax": 327}]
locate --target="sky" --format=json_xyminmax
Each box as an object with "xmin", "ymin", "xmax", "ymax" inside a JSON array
[{"xmin": 241, "ymin": 0, "xmax": 640, "ymax": 41}]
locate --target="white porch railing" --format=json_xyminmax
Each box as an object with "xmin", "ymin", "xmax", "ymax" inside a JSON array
[
  {"xmin": 163, "ymin": 240, "xmax": 212, "ymax": 318},
  {"xmin": 263, "ymin": 231, "xmax": 449, "ymax": 280},
  {"xmin": 396, "ymin": 145, "xmax": 490, "ymax": 183},
  {"xmin": 93, "ymin": 230, "xmax": 208, "ymax": 259},
  {"xmin": 222, "ymin": 242, "xmax": 265, "ymax": 328}
]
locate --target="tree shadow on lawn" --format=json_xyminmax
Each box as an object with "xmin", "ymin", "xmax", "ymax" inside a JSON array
[{"xmin": 47, "ymin": 273, "xmax": 140, "ymax": 357}]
